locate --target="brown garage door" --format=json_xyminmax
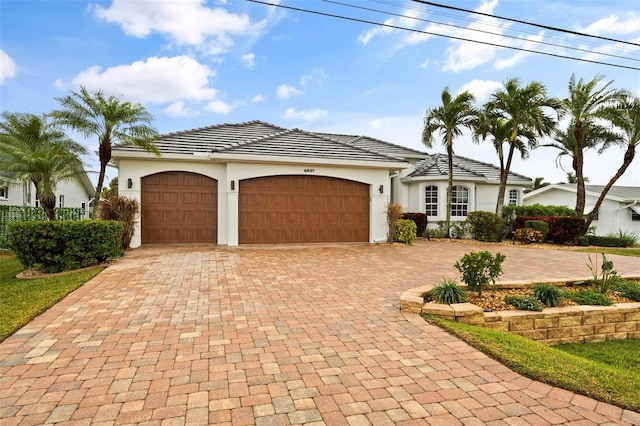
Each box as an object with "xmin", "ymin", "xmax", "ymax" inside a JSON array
[
  {"xmin": 141, "ymin": 172, "xmax": 217, "ymax": 244},
  {"xmin": 239, "ymin": 175, "xmax": 369, "ymax": 244}
]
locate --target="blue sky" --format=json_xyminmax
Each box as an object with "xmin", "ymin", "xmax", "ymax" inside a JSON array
[{"xmin": 1, "ymin": 0, "xmax": 639, "ymax": 187}]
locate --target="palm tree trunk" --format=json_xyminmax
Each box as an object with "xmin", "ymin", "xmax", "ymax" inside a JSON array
[
  {"xmin": 495, "ymin": 143, "xmax": 516, "ymax": 217},
  {"xmin": 446, "ymin": 140, "xmax": 453, "ymax": 239},
  {"xmin": 93, "ymin": 139, "xmax": 112, "ymax": 218},
  {"xmin": 584, "ymin": 145, "xmax": 636, "ymax": 229},
  {"xmin": 40, "ymin": 195, "xmax": 57, "ymax": 221},
  {"xmin": 573, "ymin": 122, "xmax": 586, "ymax": 217}
]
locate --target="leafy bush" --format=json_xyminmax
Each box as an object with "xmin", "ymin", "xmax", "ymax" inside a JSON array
[
  {"xmin": 586, "ymin": 235, "xmax": 635, "ymax": 248},
  {"xmin": 587, "ymin": 253, "xmax": 618, "ymax": 294},
  {"xmin": 394, "ymin": 219, "xmax": 417, "ymax": 245},
  {"xmin": 0, "ymin": 205, "xmax": 82, "ymax": 249},
  {"xmin": 563, "ymin": 289, "xmax": 613, "ymax": 306},
  {"xmin": 98, "ymin": 195, "xmax": 140, "ymax": 250},
  {"xmin": 428, "ymin": 279, "xmax": 468, "ymax": 304},
  {"xmin": 454, "ymin": 251, "xmax": 506, "ymax": 296},
  {"xmin": 423, "ymin": 227, "xmax": 445, "ymax": 239},
  {"xmin": 612, "ymin": 280, "xmax": 640, "ymax": 302},
  {"xmin": 533, "ymin": 283, "xmax": 563, "ymax": 307},
  {"xmin": 504, "ymin": 295, "xmax": 544, "ymax": 311},
  {"xmin": 577, "ymin": 235, "xmax": 590, "ymax": 246},
  {"xmin": 386, "ymin": 203, "xmax": 403, "ymax": 243},
  {"xmin": 513, "ymin": 228, "xmax": 544, "ymax": 244},
  {"xmin": 401, "ymin": 213, "xmax": 427, "ymax": 237},
  {"xmin": 524, "ymin": 220, "xmax": 549, "ymax": 240},
  {"xmin": 7, "ymin": 220, "xmax": 123, "ymax": 273},
  {"xmin": 450, "ymin": 221, "xmax": 469, "ymax": 239},
  {"xmin": 513, "ymin": 216, "xmax": 585, "ymax": 244},
  {"xmin": 502, "ymin": 204, "xmax": 575, "ymax": 220},
  {"xmin": 609, "ymin": 230, "xmax": 638, "ymax": 247},
  {"xmin": 466, "ymin": 212, "xmax": 504, "ymax": 242}
]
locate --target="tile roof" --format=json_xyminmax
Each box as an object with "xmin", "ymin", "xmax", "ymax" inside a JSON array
[
  {"xmin": 314, "ymin": 132, "xmax": 428, "ymax": 158},
  {"xmin": 408, "ymin": 153, "xmax": 532, "ymax": 182},
  {"xmin": 584, "ymin": 185, "xmax": 640, "ymax": 200}
]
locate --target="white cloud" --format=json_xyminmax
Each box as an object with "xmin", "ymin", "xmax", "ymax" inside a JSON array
[
  {"xmin": 284, "ymin": 108, "xmax": 327, "ymax": 122},
  {"xmin": 252, "ymin": 94, "xmax": 266, "ymax": 103},
  {"xmin": 164, "ymin": 101, "xmax": 195, "ymax": 117},
  {"xmin": 63, "ymin": 56, "xmax": 218, "ymax": 104},
  {"xmin": 277, "ymin": 84, "xmax": 303, "ymax": 99},
  {"xmin": 0, "ymin": 50, "xmax": 17, "ymax": 84},
  {"xmin": 457, "ymin": 79, "xmax": 502, "ymax": 102},
  {"xmin": 359, "ymin": 9, "xmax": 421, "ymax": 45},
  {"xmin": 205, "ymin": 100, "xmax": 233, "ymax": 114},
  {"xmin": 92, "ymin": 0, "xmax": 265, "ymax": 54},
  {"xmin": 300, "ymin": 68, "xmax": 328, "ymax": 87},
  {"xmin": 241, "ymin": 53, "xmax": 256, "ymax": 68},
  {"xmin": 578, "ymin": 12, "xmax": 640, "ymax": 35}
]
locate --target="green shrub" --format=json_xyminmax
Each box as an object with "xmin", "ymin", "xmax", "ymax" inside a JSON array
[
  {"xmin": 423, "ymin": 227, "xmax": 446, "ymax": 239},
  {"xmin": 466, "ymin": 211, "xmax": 504, "ymax": 242},
  {"xmin": 587, "ymin": 235, "xmax": 635, "ymax": 248},
  {"xmin": 525, "ymin": 220, "xmax": 549, "ymax": 240},
  {"xmin": 513, "ymin": 228, "xmax": 544, "ymax": 244},
  {"xmin": 428, "ymin": 279, "xmax": 468, "ymax": 304},
  {"xmin": 450, "ymin": 221, "xmax": 469, "ymax": 239},
  {"xmin": 394, "ymin": 219, "xmax": 417, "ymax": 245},
  {"xmin": 7, "ymin": 220, "xmax": 123, "ymax": 273},
  {"xmin": 454, "ymin": 251, "xmax": 506, "ymax": 296},
  {"xmin": 533, "ymin": 283, "xmax": 563, "ymax": 307},
  {"xmin": 513, "ymin": 216, "xmax": 585, "ymax": 245},
  {"xmin": 504, "ymin": 295, "xmax": 544, "ymax": 311},
  {"xmin": 578, "ymin": 235, "xmax": 590, "ymax": 246},
  {"xmin": 0, "ymin": 205, "xmax": 82, "ymax": 249},
  {"xmin": 502, "ymin": 204, "xmax": 575, "ymax": 219},
  {"xmin": 98, "ymin": 195, "xmax": 140, "ymax": 250},
  {"xmin": 586, "ymin": 253, "xmax": 618, "ymax": 294},
  {"xmin": 612, "ymin": 280, "xmax": 640, "ymax": 302},
  {"xmin": 563, "ymin": 289, "xmax": 614, "ymax": 306},
  {"xmin": 610, "ymin": 230, "xmax": 638, "ymax": 247}
]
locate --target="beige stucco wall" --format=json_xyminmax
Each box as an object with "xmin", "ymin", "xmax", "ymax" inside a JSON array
[{"xmin": 117, "ymin": 157, "xmax": 392, "ymax": 247}]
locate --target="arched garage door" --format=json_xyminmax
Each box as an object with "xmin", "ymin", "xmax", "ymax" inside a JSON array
[
  {"xmin": 141, "ymin": 172, "xmax": 217, "ymax": 244},
  {"xmin": 239, "ymin": 175, "xmax": 369, "ymax": 244}
]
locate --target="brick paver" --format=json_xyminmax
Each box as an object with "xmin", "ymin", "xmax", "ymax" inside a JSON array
[{"xmin": 1, "ymin": 240, "xmax": 639, "ymax": 425}]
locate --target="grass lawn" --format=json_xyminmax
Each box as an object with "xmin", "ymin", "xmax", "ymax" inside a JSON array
[
  {"xmin": 426, "ymin": 315, "xmax": 640, "ymax": 413},
  {"xmin": 574, "ymin": 247, "xmax": 640, "ymax": 257},
  {"xmin": 0, "ymin": 251, "xmax": 104, "ymax": 342}
]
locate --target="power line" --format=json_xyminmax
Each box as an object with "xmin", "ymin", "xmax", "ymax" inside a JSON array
[
  {"xmin": 247, "ymin": 0, "xmax": 640, "ymax": 71},
  {"xmin": 322, "ymin": 0, "xmax": 640, "ymax": 63},
  {"xmin": 410, "ymin": 0, "xmax": 640, "ymax": 48}
]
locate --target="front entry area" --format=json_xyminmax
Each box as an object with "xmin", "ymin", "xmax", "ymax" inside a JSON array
[{"xmin": 238, "ymin": 175, "xmax": 370, "ymax": 244}]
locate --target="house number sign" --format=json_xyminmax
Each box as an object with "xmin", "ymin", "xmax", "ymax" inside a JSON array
[{"xmin": 304, "ymin": 168, "xmax": 315, "ymax": 173}]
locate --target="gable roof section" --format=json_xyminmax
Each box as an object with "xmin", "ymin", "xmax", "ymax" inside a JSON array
[
  {"xmin": 214, "ymin": 129, "xmax": 405, "ymax": 162},
  {"xmin": 525, "ymin": 183, "xmax": 640, "ymax": 202},
  {"xmin": 314, "ymin": 132, "xmax": 428, "ymax": 159},
  {"xmin": 114, "ymin": 120, "xmax": 286, "ymax": 155},
  {"xmin": 407, "ymin": 153, "xmax": 532, "ymax": 183}
]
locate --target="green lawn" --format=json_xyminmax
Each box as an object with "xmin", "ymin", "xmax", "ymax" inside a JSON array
[
  {"xmin": 0, "ymin": 251, "xmax": 104, "ymax": 342},
  {"xmin": 426, "ymin": 315, "xmax": 640, "ymax": 412},
  {"xmin": 574, "ymin": 247, "xmax": 640, "ymax": 257}
]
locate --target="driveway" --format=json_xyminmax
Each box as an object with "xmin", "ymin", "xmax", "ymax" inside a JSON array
[{"xmin": 1, "ymin": 241, "xmax": 639, "ymax": 425}]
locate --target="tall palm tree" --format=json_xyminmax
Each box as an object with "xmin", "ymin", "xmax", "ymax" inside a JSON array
[
  {"xmin": 0, "ymin": 112, "xmax": 87, "ymax": 220},
  {"xmin": 484, "ymin": 78, "xmax": 561, "ymax": 216},
  {"xmin": 422, "ymin": 87, "xmax": 477, "ymax": 237},
  {"xmin": 50, "ymin": 86, "xmax": 160, "ymax": 217},
  {"xmin": 583, "ymin": 96, "xmax": 639, "ymax": 228},
  {"xmin": 473, "ymin": 107, "xmax": 536, "ymax": 204},
  {"xmin": 560, "ymin": 74, "xmax": 628, "ymax": 217}
]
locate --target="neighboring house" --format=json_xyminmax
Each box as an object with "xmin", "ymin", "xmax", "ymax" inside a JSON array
[
  {"xmin": 395, "ymin": 154, "xmax": 532, "ymax": 225},
  {"xmin": 0, "ymin": 171, "xmax": 95, "ymax": 218},
  {"xmin": 524, "ymin": 184, "xmax": 640, "ymax": 236},
  {"xmin": 112, "ymin": 120, "xmax": 533, "ymax": 247}
]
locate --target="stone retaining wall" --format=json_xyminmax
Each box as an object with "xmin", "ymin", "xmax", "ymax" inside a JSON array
[{"xmin": 401, "ymin": 282, "xmax": 640, "ymax": 345}]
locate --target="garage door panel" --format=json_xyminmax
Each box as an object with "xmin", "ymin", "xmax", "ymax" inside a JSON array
[
  {"xmin": 142, "ymin": 172, "xmax": 217, "ymax": 244},
  {"xmin": 239, "ymin": 175, "xmax": 369, "ymax": 244}
]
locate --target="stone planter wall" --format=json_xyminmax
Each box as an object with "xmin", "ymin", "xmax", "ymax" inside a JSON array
[{"xmin": 400, "ymin": 283, "xmax": 640, "ymax": 345}]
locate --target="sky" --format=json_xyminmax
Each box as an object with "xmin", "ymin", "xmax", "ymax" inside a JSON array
[{"xmin": 1, "ymin": 0, "xmax": 639, "ymax": 188}]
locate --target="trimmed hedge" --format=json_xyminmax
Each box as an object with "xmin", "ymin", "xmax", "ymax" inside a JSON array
[
  {"xmin": 513, "ymin": 216, "xmax": 585, "ymax": 245},
  {"xmin": 581, "ymin": 235, "xmax": 631, "ymax": 248},
  {"xmin": 0, "ymin": 205, "xmax": 82, "ymax": 249},
  {"xmin": 401, "ymin": 212, "xmax": 427, "ymax": 237},
  {"xmin": 7, "ymin": 220, "xmax": 123, "ymax": 273},
  {"xmin": 466, "ymin": 211, "xmax": 504, "ymax": 242},
  {"xmin": 502, "ymin": 203, "xmax": 575, "ymax": 219}
]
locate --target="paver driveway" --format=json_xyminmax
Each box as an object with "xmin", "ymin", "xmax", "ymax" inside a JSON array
[{"xmin": 1, "ymin": 241, "xmax": 639, "ymax": 425}]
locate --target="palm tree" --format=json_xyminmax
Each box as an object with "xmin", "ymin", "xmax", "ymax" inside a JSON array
[
  {"xmin": 50, "ymin": 86, "xmax": 160, "ymax": 217},
  {"xmin": 473, "ymin": 107, "xmax": 536, "ymax": 203},
  {"xmin": 560, "ymin": 74, "xmax": 628, "ymax": 217},
  {"xmin": 0, "ymin": 112, "xmax": 87, "ymax": 220},
  {"xmin": 584, "ymin": 96, "xmax": 639, "ymax": 228},
  {"xmin": 422, "ymin": 87, "xmax": 477, "ymax": 237},
  {"xmin": 484, "ymin": 78, "xmax": 561, "ymax": 216}
]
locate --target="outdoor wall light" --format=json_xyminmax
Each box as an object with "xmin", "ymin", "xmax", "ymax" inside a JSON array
[
  {"xmin": 379, "ymin": 185, "xmax": 384, "ymax": 194},
  {"xmin": 127, "ymin": 178, "xmax": 133, "ymax": 189},
  {"xmin": 231, "ymin": 180, "xmax": 235, "ymax": 190}
]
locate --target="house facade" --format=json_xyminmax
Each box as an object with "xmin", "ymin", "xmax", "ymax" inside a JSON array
[
  {"xmin": 524, "ymin": 184, "xmax": 640, "ymax": 236},
  {"xmin": 0, "ymin": 172, "xmax": 95, "ymax": 218},
  {"xmin": 112, "ymin": 121, "xmax": 533, "ymax": 247}
]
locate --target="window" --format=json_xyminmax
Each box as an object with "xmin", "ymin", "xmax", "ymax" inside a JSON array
[
  {"xmin": 425, "ymin": 185, "xmax": 438, "ymax": 216},
  {"xmin": 632, "ymin": 207, "xmax": 640, "ymax": 222},
  {"xmin": 508, "ymin": 189, "xmax": 519, "ymax": 206},
  {"xmin": 0, "ymin": 186, "xmax": 7, "ymax": 199},
  {"xmin": 35, "ymin": 192, "xmax": 39, "ymax": 208},
  {"xmin": 58, "ymin": 195, "xmax": 64, "ymax": 208},
  {"xmin": 451, "ymin": 186, "xmax": 469, "ymax": 217}
]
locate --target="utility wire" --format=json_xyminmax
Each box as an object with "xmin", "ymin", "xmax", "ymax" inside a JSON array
[
  {"xmin": 410, "ymin": 0, "xmax": 640, "ymax": 48},
  {"xmin": 323, "ymin": 0, "xmax": 640, "ymax": 63},
  {"xmin": 247, "ymin": 0, "xmax": 640, "ymax": 71}
]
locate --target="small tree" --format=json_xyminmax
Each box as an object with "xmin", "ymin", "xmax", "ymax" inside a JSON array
[
  {"xmin": 454, "ymin": 251, "xmax": 506, "ymax": 296},
  {"xmin": 386, "ymin": 202, "xmax": 403, "ymax": 243},
  {"xmin": 98, "ymin": 195, "xmax": 139, "ymax": 250}
]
